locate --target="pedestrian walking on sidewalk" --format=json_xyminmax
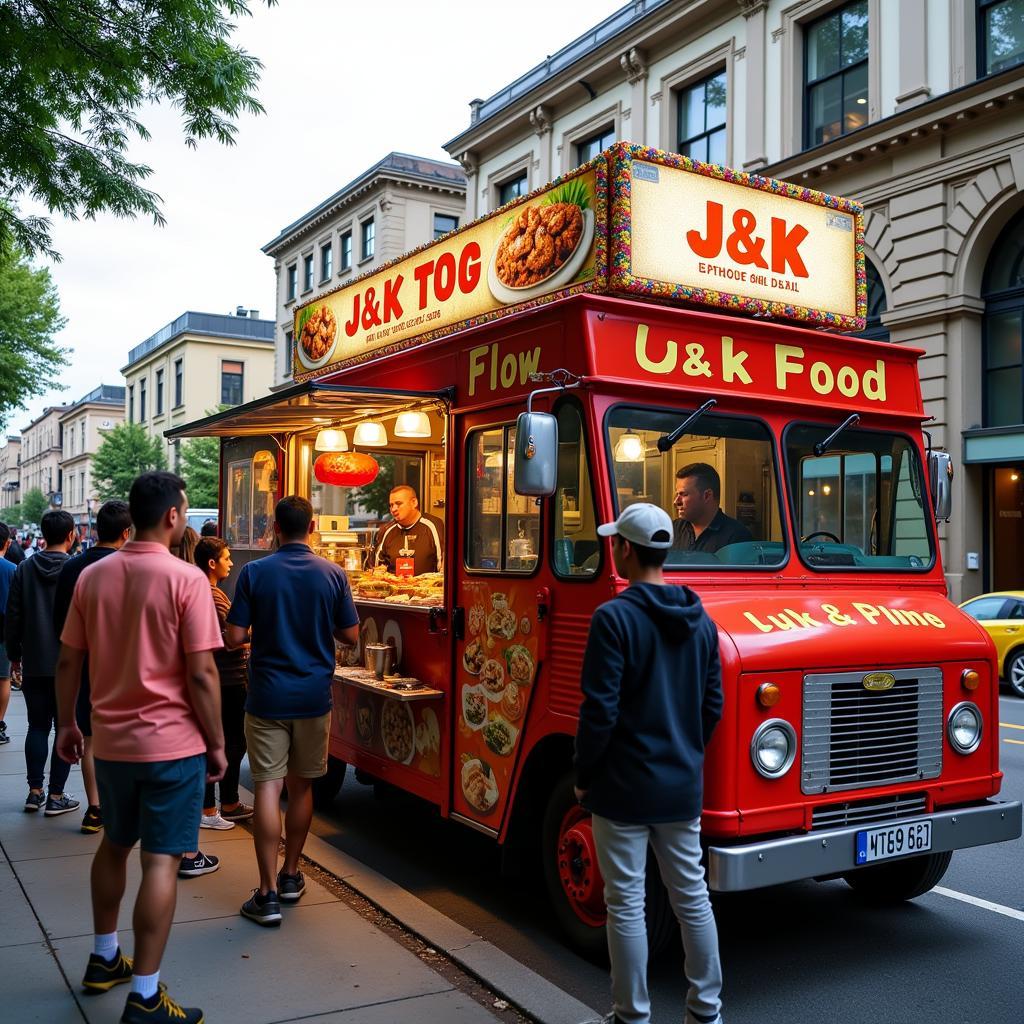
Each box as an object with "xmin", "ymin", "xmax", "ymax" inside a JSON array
[
  {"xmin": 52, "ymin": 500, "xmax": 132, "ymax": 834},
  {"xmin": 574, "ymin": 503, "xmax": 724, "ymax": 1024},
  {"xmin": 55, "ymin": 471, "xmax": 226, "ymax": 1024},
  {"xmin": 3, "ymin": 522, "xmax": 25, "ymax": 565},
  {"xmin": 226, "ymin": 495, "xmax": 359, "ymax": 926},
  {"xmin": 5, "ymin": 509, "xmax": 79, "ymax": 816},
  {"xmin": 0, "ymin": 523, "xmax": 17, "ymax": 745}
]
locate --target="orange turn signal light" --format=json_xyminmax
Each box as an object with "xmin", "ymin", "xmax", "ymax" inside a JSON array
[
  {"xmin": 757, "ymin": 682, "xmax": 781, "ymax": 707},
  {"xmin": 961, "ymin": 669, "xmax": 980, "ymax": 691}
]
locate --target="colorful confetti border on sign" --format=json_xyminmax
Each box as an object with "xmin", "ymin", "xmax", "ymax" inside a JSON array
[
  {"xmin": 293, "ymin": 158, "xmax": 610, "ymax": 381},
  {"xmin": 606, "ymin": 143, "xmax": 867, "ymax": 332}
]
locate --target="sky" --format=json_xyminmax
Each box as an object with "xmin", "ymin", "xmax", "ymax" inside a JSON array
[{"xmin": 10, "ymin": 0, "xmax": 627, "ymax": 435}]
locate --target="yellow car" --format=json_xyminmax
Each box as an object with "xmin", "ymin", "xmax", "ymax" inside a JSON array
[{"xmin": 959, "ymin": 591, "xmax": 1024, "ymax": 697}]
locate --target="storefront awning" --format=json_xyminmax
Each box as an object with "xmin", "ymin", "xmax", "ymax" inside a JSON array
[{"xmin": 164, "ymin": 382, "xmax": 452, "ymax": 440}]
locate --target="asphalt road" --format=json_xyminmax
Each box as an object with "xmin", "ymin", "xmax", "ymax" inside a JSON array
[{"xmin": 300, "ymin": 693, "xmax": 1024, "ymax": 1024}]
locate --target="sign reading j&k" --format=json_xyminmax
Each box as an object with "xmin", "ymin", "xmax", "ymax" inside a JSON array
[{"xmin": 610, "ymin": 144, "xmax": 866, "ymax": 331}]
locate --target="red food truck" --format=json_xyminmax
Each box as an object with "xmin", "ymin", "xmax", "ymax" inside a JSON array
[{"xmin": 170, "ymin": 144, "xmax": 1021, "ymax": 955}]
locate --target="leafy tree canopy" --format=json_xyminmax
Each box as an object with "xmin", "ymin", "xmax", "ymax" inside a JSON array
[
  {"xmin": 0, "ymin": 1, "xmax": 274, "ymax": 259},
  {"xmin": 1, "ymin": 501, "xmax": 23, "ymax": 526},
  {"xmin": 179, "ymin": 435, "xmax": 219, "ymax": 507},
  {"xmin": 92, "ymin": 421, "xmax": 167, "ymax": 500},
  {"xmin": 0, "ymin": 245, "xmax": 68, "ymax": 429},
  {"xmin": 21, "ymin": 487, "xmax": 49, "ymax": 525}
]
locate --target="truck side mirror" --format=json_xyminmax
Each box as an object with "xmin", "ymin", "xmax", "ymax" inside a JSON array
[
  {"xmin": 514, "ymin": 412, "xmax": 558, "ymax": 496},
  {"xmin": 928, "ymin": 450, "xmax": 953, "ymax": 521}
]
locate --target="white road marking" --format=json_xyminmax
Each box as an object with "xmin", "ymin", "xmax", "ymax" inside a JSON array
[
  {"xmin": 933, "ymin": 886, "xmax": 1024, "ymax": 923},
  {"xmin": 1000, "ymin": 722, "xmax": 1024, "ymax": 730},
  {"xmin": 1005, "ymin": 738, "xmax": 1024, "ymax": 746}
]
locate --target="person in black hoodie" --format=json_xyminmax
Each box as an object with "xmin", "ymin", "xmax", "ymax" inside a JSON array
[
  {"xmin": 574, "ymin": 502, "xmax": 723, "ymax": 1024},
  {"xmin": 53, "ymin": 500, "xmax": 132, "ymax": 833},
  {"xmin": 5, "ymin": 509, "xmax": 80, "ymax": 815}
]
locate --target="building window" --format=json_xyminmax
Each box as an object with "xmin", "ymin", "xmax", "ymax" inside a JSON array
[
  {"xmin": 303, "ymin": 254, "xmax": 314, "ymax": 292},
  {"xmin": 287, "ymin": 264, "xmax": 297, "ymax": 301},
  {"xmin": 284, "ymin": 329, "xmax": 293, "ymax": 377},
  {"xmin": 174, "ymin": 359, "xmax": 183, "ymax": 407},
  {"xmin": 221, "ymin": 360, "xmax": 244, "ymax": 406},
  {"xmin": 979, "ymin": 0, "xmax": 1024, "ymax": 76},
  {"xmin": 341, "ymin": 231, "xmax": 352, "ymax": 271},
  {"xmin": 361, "ymin": 219, "xmax": 375, "ymax": 261},
  {"xmin": 128, "ymin": 385, "xmax": 134, "ymax": 423},
  {"xmin": 498, "ymin": 174, "xmax": 528, "ymax": 207},
  {"xmin": 156, "ymin": 368, "xmax": 164, "ymax": 416},
  {"xmin": 983, "ymin": 208, "xmax": 1024, "ymax": 427},
  {"xmin": 677, "ymin": 71, "xmax": 727, "ymax": 164},
  {"xmin": 575, "ymin": 126, "xmax": 616, "ymax": 166},
  {"xmin": 433, "ymin": 213, "xmax": 459, "ymax": 239},
  {"xmin": 804, "ymin": 0, "xmax": 869, "ymax": 148},
  {"xmin": 320, "ymin": 242, "xmax": 333, "ymax": 282},
  {"xmin": 139, "ymin": 379, "xmax": 147, "ymax": 422}
]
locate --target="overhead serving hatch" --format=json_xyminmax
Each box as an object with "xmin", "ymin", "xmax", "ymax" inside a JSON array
[{"xmin": 164, "ymin": 382, "xmax": 452, "ymax": 440}]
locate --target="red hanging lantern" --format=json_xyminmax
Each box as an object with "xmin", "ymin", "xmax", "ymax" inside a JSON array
[{"xmin": 313, "ymin": 451, "xmax": 380, "ymax": 487}]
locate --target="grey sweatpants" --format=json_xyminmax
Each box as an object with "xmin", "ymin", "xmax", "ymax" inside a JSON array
[{"xmin": 591, "ymin": 814, "xmax": 723, "ymax": 1024}]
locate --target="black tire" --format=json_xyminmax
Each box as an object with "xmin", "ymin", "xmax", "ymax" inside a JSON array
[
  {"xmin": 312, "ymin": 756, "xmax": 347, "ymax": 809},
  {"xmin": 842, "ymin": 850, "xmax": 952, "ymax": 903},
  {"xmin": 540, "ymin": 773, "xmax": 678, "ymax": 962},
  {"xmin": 1006, "ymin": 648, "xmax": 1024, "ymax": 698}
]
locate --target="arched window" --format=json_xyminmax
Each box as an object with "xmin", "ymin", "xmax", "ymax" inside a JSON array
[
  {"xmin": 862, "ymin": 259, "xmax": 889, "ymax": 341},
  {"xmin": 983, "ymin": 208, "xmax": 1024, "ymax": 427}
]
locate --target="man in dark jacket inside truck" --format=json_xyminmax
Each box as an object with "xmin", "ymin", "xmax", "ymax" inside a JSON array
[
  {"xmin": 5, "ymin": 509, "xmax": 80, "ymax": 815},
  {"xmin": 574, "ymin": 502, "xmax": 724, "ymax": 1024}
]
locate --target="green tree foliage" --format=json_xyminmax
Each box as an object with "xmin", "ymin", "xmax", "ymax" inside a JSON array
[
  {"xmin": 1, "ymin": 502, "xmax": 23, "ymax": 526},
  {"xmin": 179, "ymin": 435, "xmax": 219, "ymax": 507},
  {"xmin": 92, "ymin": 422, "xmax": 167, "ymax": 500},
  {"xmin": 21, "ymin": 487, "xmax": 49, "ymax": 524},
  {"xmin": 0, "ymin": 1, "xmax": 274, "ymax": 259},
  {"xmin": 0, "ymin": 246, "xmax": 68, "ymax": 429},
  {"xmin": 352, "ymin": 456, "xmax": 395, "ymax": 519}
]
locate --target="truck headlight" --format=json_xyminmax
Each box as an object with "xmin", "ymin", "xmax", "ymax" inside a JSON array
[
  {"xmin": 750, "ymin": 719, "xmax": 797, "ymax": 778},
  {"xmin": 947, "ymin": 702, "xmax": 982, "ymax": 754}
]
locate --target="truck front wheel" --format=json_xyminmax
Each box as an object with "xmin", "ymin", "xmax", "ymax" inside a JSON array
[
  {"xmin": 541, "ymin": 774, "xmax": 677, "ymax": 961},
  {"xmin": 842, "ymin": 850, "xmax": 952, "ymax": 903}
]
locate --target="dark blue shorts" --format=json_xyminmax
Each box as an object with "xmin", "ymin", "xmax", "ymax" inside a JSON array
[{"xmin": 95, "ymin": 754, "xmax": 205, "ymax": 855}]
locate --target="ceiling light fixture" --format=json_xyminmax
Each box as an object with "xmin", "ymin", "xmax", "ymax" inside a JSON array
[
  {"xmin": 353, "ymin": 420, "xmax": 388, "ymax": 447},
  {"xmin": 394, "ymin": 410, "xmax": 432, "ymax": 438},
  {"xmin": 314, "ymin": 428, "xmax": 349, "ymax": 452},
  {"xmin": 613, "ymin": 431, "xmax": 644, "ymax": 463}
]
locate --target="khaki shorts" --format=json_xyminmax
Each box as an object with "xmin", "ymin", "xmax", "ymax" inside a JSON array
[{"xmin": 244, "ymin": 712, "xmax": 331, "ymax": 782}]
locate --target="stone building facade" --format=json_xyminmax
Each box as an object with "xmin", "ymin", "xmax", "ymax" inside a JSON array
[
  {"xmin": 263, "ymin": 152, "xmax": 465, "ymax": 387},
  {"xmin": 0, "ymin": 437, "xmax": 21, "ymax": 514},
  {"xmin": 444, "ymin": 0, "xmax": 1024, "ymax": 600},
  {"xmin": 19, "ymin": 406, "xmax": 67, "ymax": 509}
]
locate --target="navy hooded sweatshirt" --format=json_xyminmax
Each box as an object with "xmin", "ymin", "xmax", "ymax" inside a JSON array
[{"xmin": 574, "ymin": 582, "xmax": 723, "ymax": 823}]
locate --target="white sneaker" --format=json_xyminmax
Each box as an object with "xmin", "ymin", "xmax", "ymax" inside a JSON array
[{"xmin": 199, "ymin": 812, "xmax": 236, "ymax": 830}]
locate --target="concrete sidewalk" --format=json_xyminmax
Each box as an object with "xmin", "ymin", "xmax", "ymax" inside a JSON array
[{"xmin": 0, "ymin": 690, "xmax": 500, "ymax": 1024}]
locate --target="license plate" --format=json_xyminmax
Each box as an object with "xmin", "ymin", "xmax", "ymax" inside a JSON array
[{"xmin": 855, "ymin": 820, "xmax": 932, "ymax": 865}]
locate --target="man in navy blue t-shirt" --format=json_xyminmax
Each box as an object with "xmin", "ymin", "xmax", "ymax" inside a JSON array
[{"xmin": 226, "ymin": 495, "xmax": 358, "ymax": 926}]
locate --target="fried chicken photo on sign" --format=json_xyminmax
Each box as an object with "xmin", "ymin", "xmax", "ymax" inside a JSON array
[
  {"xmin": 495, "ymin": 202, "xmax": 584, "ymax": 288},
  {"xmin": 300, "ymin": 305, "xmax": 337, "ymax": 361}
]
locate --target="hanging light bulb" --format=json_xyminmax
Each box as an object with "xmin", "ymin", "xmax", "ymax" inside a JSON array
[
  {"xmin": 613, "ymin": 431, "xmax": 644, "ymax": 462},
  {"xmin": 394, "ymin": 410, "xmax": 431, "ymax": 438},
  {"xmin": 314, "ymin": 428, "xmax": 349, "ymax": 452},
  {"xmin": 353, "ymin": 419, "xmax": 388, "ymax": 446}
]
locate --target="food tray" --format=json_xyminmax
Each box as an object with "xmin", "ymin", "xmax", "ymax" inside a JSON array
[
  {"xmin": 334, "ymin": 667, "xmax": 443, "ymax": 701},
  {"xmin": 351, "ymin": 597, "xmax": 443, "ymax": 612}
]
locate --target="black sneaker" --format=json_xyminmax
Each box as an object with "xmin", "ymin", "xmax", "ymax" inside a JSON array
[
  {"xmin": 178, "ymin": 851, "xmax": 219, "ymax": 878},
  {"xmin": 24, "ymin": 790, "xmax": 45, "ymax": 812},
  {"xmin": 0, "ymin": 721, "xmax": 9, "ymax": 744},
  {"xmin": 81, "ymin": 806, "xmax": 103, "ymax": 834},
  {"xmin": 82, "ymin": 948, "xmax": 133, "ymax": 993},
  {"xmin": 45, "ymin": 793, "xmax": 81, "ymax": 816},
  {"xmin": 276, "ymin": 869, "xmax": 306, "ymax": 902},
  {"xmin": 121, "ymin": 983, "xmax": 203, "ymax": 1024},
  {"xmin": 240, "ymin": 889, "xmax": 282, "ymax": 926}
]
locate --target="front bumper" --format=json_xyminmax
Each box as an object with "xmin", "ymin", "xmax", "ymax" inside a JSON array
[{"xmin": 707, "ymin": 800, "xmax": 1022, "ymax": 892}]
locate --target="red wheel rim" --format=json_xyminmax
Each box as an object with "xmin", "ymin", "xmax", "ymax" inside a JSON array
[{"xmin": 555, "ymin": 806, "xmax": 606, "ymax": 927}]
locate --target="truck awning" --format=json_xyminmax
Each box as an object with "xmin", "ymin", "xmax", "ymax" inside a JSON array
[{"xmin": 164, "ymin": 382, "xmax": 452, "ymax": 439}]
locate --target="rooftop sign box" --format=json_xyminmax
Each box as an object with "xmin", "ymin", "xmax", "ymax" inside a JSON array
[{"xmin": 293, "ymin": 143, "xmax": 865, "ymax": 380}]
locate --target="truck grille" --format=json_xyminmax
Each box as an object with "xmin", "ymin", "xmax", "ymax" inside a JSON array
[
  {"xmin": 811, "ymin": 792, "xmax": 928, "ymax": 830},
  {"xmin": 801, "ymin": 668, "xmax": 943, "ymax": 795}
]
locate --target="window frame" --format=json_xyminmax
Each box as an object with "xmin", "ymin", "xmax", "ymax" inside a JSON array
[
  {"xmin": 221, "ymin": 360, "xmax": 244, "ymax": 407},
  {"xmin": 603, "ymin": 401, "xmax": 790, "ymax": 573},
  {"xmin": 981, "ymin": 207, "xmax": 1024, "ymax": 427},
  {"xmin": 977, "ymin": 0, "xmax": 1024, "ymax": 77},
  {"xmin": 574, "ymin": 125, "xmax": 616, "ymax": 168},
  {"xmin": 302, "ymin": 253, "xmax": 314, "ymax": 293},
  {"xmin": 128, "ymin": 385, "xmax": 134, "ymax": 424},
  {"xmin": 676, "ymin": 69, "xmax": 728, "ymax": 165},
  {"xmin": 173, "ymin": 358, "xmax": 183, "ymax": 408},
  {"xmin": 320, "ymin": 241, "xmax": 333, "ymax": 282},
  {"xmin": 497, "ymin": 174, "xmax": 528, "ymax": 208},
  {"xmin": 139, "ymin": 378, "xmax": 147, "ymax": 422},
  {"xmin": 433, "ymin": 212, "xmax": 459, "ymax": 240},
  {"xmin": 286, "ymin": 264, "xmax": 298, "ymax": 301},
  {"xmin": 340, "ymin": 230, "xmax": 353, "ymax": 271},
  {"xmin": 155, "ymin": 368, "xmax": 164, "ymax": 416},
  {"xmin": 463, "ymin": 421, "xmax": 542, "ymax": 577},
  {"xmin": 360, "ymin": 218, "xmax": 375, "ymax": 262},
  {"xmin": 284, "ymin": 329, "xmax": 293, "ymax": 378}
]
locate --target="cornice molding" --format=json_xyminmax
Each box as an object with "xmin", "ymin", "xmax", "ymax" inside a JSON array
[{"xmin": 620, "ymin": 46, "xmax": 648, "ymax": 84}]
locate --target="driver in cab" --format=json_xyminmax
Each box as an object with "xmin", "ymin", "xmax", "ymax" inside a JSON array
[
  {"xmin": 373, "ymin": 485, "xmax": 444, "ymax": 576},
  {"xmin": 671, "ymin": 462, "xmax": 752, "ymax": 554}
]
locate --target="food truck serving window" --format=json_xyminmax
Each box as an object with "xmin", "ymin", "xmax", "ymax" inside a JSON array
[
  {"xmin": 785, "ymin": 424, "xmax": 934, "ymax": 572},
  {"xmin": 224, "ymin": 439, "xmax": 278, "ymax": 550},
  {"xmin": 466, "ymin": 424, "xmax": 540, "ymax": 573},
  {"xmin": 606, "ymin": 406, "xmax": 786, "ymax": 568}
]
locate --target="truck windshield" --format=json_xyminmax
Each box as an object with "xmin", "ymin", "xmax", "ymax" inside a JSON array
[
  {"xmin": 606, "ymin": 406, "xmax": 786, "ymax": 568},
  {"xmin": 784, "ymin": 424, "xmax": 934, "ymax": 571}
]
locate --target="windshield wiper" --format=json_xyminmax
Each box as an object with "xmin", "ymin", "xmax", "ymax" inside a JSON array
[
  {"xmin": 813, "ymin": 413, "xmax": 860, "ymax": 457},
  {"xmin": 657, "ymin": 399, "xmax": 718, "ymax": 452}
]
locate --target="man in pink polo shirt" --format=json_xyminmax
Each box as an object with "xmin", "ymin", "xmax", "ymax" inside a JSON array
[{"xmin": 55, "ymin": 472, "xmax": 226, "ymax": 1024}]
